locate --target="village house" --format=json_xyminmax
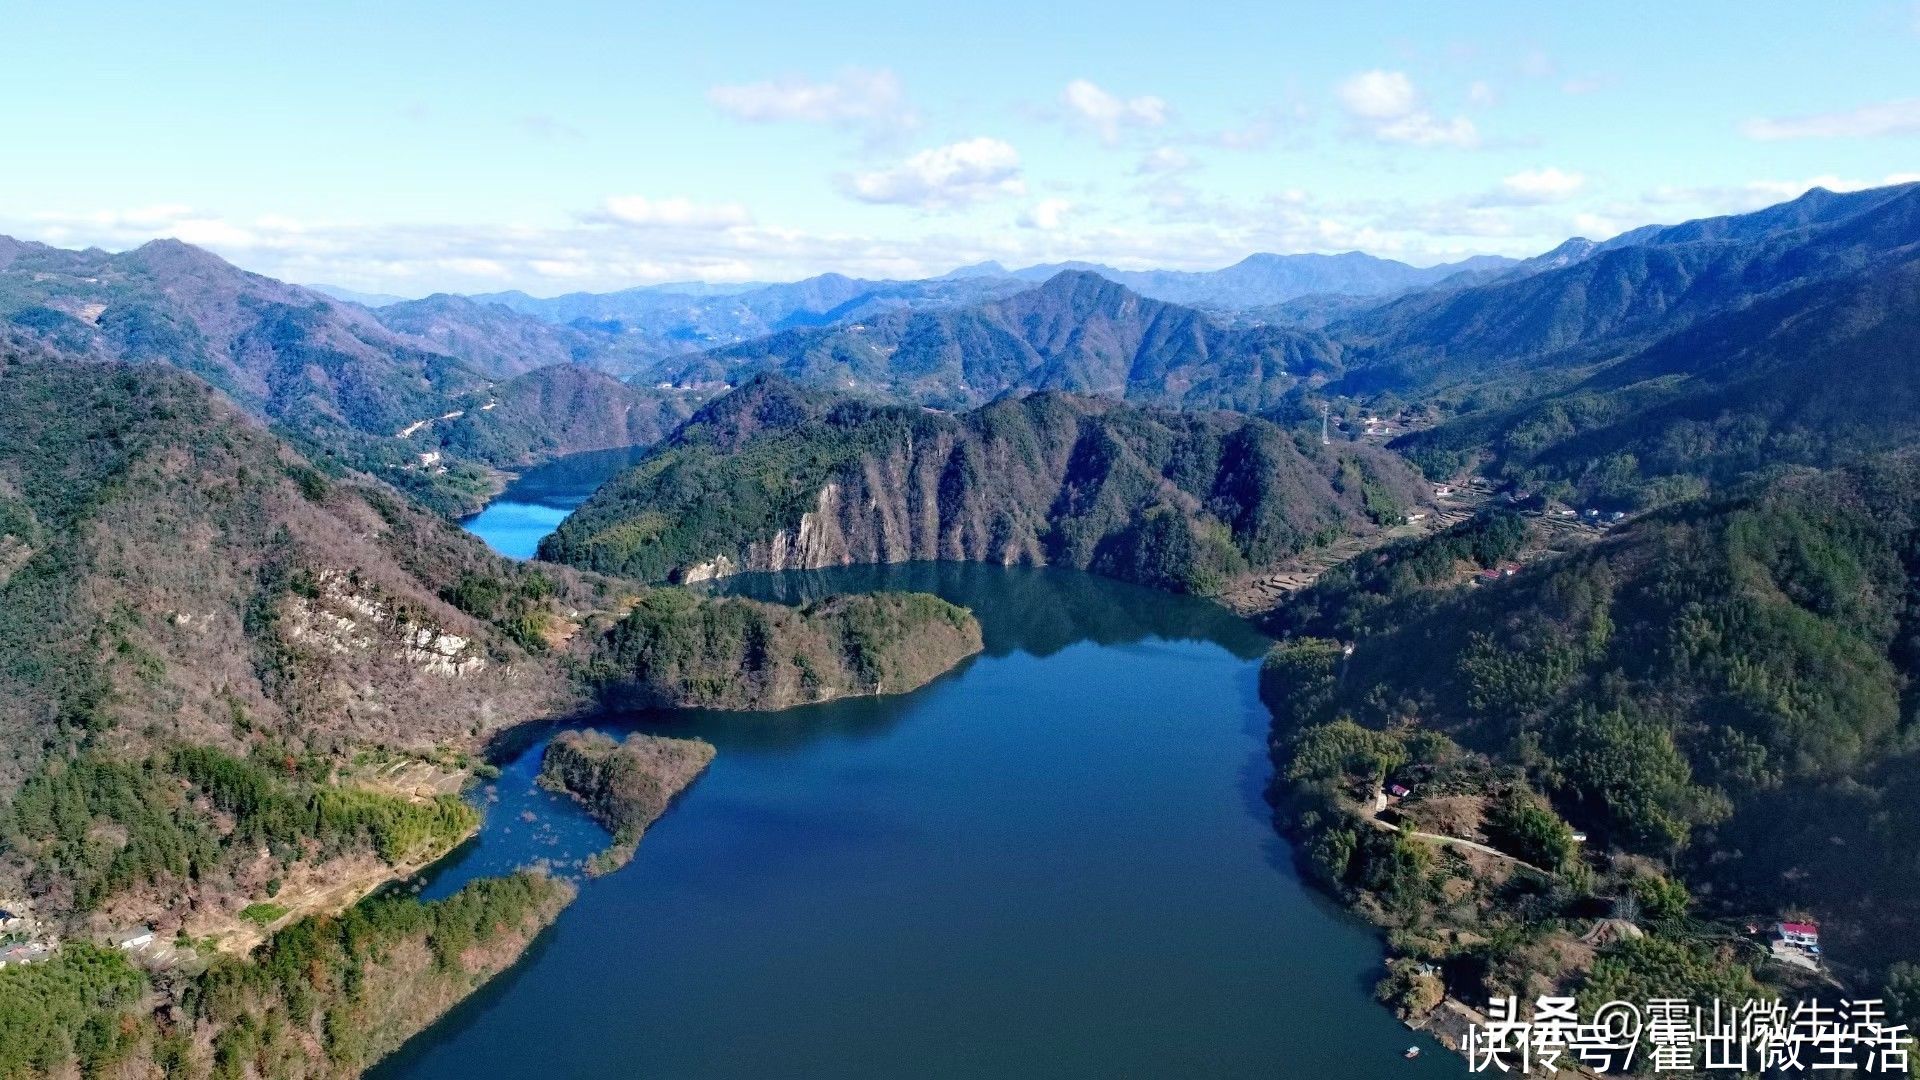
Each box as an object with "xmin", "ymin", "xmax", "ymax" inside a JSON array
[
  {"xmin": 1777, "ymin": 921, "xmax": 1821, "ymax": 951},
  {"xmin": 0, "ymin": 942, "xmax": 51, "ymax": 968}
]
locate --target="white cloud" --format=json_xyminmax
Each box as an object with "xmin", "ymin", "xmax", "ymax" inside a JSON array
[
  {"xmin": 1467, "ymin": 80, "xmax": 1499, "ymax": 107},
  {"xmin": 1640, "ymin": 172, "xmax": 1920, "ymax": 215},
  {"xmin": 592, "ymin": 195, "xmax": 753, "ymax": 229},
  {"xmin": 1495, "ymin": 167, "xmax": 1587, "ymax": 204},
  {"xmin": 1335, "ymin": 69, "xmax": 1479, "ymax": 148},
  {"xmin": 1060, "ymin": 79, "xmax": 1169, "ymax": 143},
  {"xmin": 1372, "ymin": 113, "xmax": 1479, "ymax": 147},
  {"xmin": 1560, "ymin": 172, "xmax": 1920, "ymax": 243},
  {"xmin": 8, "ymin": 186, "xmax": 1585, "ymax": 297},
  {"xmin": 841, "ymin": 137, "xmax": 1026, "ymax": 209},
  {"xmin": 1135, "ymin": 147, "xmax": 1193, "ymax": 175},
  {"xmin": 1018, "ymin": 198, "xmax": 1074, "ymax": 231},
  {"xmin": 709, "ymin": 69, "xmax": 919, "ymax": 135},
  {"xmin": 1742, "ymin": 98, "xmax": 1920, "ymax": 140},
  {"xmin": 1571, "ymin": 211, "xmax": 1622, "ymax": 239},
  {"xmin": 1336, "ymin": 70, "xmax": 1418, "ymax": 119},
  {"xmin": 436, "ymin": 257, "xmax": 509, "ymax": 279},
  {"xmin": 1741, "ymin": 173, "xmax": 1920, "ymax": 200},
  {"xmin": 529, "ymin": 258, "xmax": 594, "ymax": 279}
]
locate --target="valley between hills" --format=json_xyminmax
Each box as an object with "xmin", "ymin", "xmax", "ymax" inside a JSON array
[{"xmin": 5, "ymin": 180, "xmax": 1920, "ymax": 1076}]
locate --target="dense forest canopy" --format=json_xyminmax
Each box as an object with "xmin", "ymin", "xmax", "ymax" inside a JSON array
[
  {"xmin": 1262, "ymin": 455, "xmax": 1920, "ymax": 996},
  {"xmin": 542, "ymin": 373, "xmax": 1428, "ymax": 594}
]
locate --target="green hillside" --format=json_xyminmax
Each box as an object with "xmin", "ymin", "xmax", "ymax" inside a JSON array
[
  {"xmin": 540, "ymin": 374, "xmax": 1428, "ymax": 594},
  {"xmin": 1261, "ymin": 456, "xmax": 1920, "ymax": 998}
]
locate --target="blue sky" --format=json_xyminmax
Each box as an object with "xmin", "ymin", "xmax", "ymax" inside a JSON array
[{"xmin": 5, "ymin": 0, "xmax": 1917, "ymax": 294}]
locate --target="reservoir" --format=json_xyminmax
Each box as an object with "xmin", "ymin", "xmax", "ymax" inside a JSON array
[{"xmin": 376, "ymin": 452, "xmax": 1464, "ymax": 1079}]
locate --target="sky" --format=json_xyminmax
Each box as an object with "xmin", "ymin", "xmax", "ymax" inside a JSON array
[{"xmin": 4, "ymin": 0, "xmax": 1918, "ymax": 296}]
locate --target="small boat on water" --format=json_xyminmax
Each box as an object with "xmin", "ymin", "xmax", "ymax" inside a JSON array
[{"xmin": 1404, "ymin": 1046, "xmax": 1422, "ymax": 1060}]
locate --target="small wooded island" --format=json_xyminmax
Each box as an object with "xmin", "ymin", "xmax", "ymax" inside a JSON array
[{"xmin": 538, "ymin": 730, "xmax": 717, "ymax": 873}]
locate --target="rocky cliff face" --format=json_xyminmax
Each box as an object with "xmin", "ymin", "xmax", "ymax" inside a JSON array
[{"xmin": 543, "ymin": 375, "xmax": 1431, "ymax": 595}]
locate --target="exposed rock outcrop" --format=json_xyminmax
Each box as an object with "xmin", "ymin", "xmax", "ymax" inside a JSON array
[{"xmin": 543, "ymin": 375, "xmax": 1431, "ymax": 595}]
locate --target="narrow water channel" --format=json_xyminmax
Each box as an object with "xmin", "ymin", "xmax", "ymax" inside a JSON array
[{"xmin": 372, "ymin": 452, "xmax": 1463, "ymax": 1079}]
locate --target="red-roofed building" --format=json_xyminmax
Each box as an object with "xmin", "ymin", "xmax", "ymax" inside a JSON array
[{"xmin": 1777, "ymin": 921, "xmax": 1820, "ymax": 949}]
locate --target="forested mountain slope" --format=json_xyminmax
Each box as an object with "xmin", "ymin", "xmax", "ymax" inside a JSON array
[
  {"xmin": 370, "ymin": 292, "xmax": 667, "ymax": 379},
  {"xmin": 1397, "ymin": 250, "xmax": 1920, "ymax": 508},
  {"xmin": 0, "ymin": 238, "xmax": 689, "ymax": 512},
  {"xmin": 0, "ymin": 345, "xmax": 986, "ymax": 1074},
  {"xmin": 1262, "ymin": 456, "xmax": 1920, "ymax": 989},
  {"xmin": 470, "ymin": 272, "xmax": 1026, "ymax": 356},
  {"xmin": 434, "ymin": 363, "xmax": 701, "ymax": 468},
  {"xmin": 1329, "ymin": 182, "xmax": 1920, "ymax": 398},
  {"xmin": 0, "ymin": 353, "xmax": 979, "ymax": 923},
  {"xmin": 672, "ymin": 271, "xmax": 1341, "ymax": 410},
  {"xmin": 0, "ymin": 355, "xmax": 572, "ymax": 798},
  {"xmin": 540, "ymin": 374, "xmax": 1428, "ymax": 594}
]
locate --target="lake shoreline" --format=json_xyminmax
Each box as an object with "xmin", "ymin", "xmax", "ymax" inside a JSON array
[{"xmin": 367, "ymin": 451, "xmax": 1471, "ymax": 1080}]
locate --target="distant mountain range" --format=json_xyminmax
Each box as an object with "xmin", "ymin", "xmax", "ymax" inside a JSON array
[
  {"xmin": 0, "ymin": 237, "xmax": 697, "ymax": 512},
  {"xmin": 462, "ymin": 273, "xmax": 1029, "ymax": 355},
  {"xmin": 996, "ymin": 252, "xmax": 1517, "ymax": 307},
  {"xmin": 12, "ymin": 180, "xmax": 1917, "ymax": 520},
  {"xmin": 386, "ymin": 251, "xmax": 1519, "ymax": 362},
  {"xmin": 1328, "ymin": 182, "xmax": 1920, "ymax": 397},
  {"xmin": 367, "ymin": 292, "xmax": 668, "ymax": 379},
  {"xmin": 670, "ymin": 269, "xmax": 1342, "ymax": 410},
  {"xmin": 307, "ymin": 283, "xmax": 410, "ymax": 307}
]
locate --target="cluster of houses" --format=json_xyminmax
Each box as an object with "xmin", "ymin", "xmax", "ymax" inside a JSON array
[
  {"xmin": 0, "ymin": 904, "xmax": 160, "ymax": 969},
  {"xmin": 1474, "ymin": 563, "xmax": 1522, "ymax": 584},
  {"xmin": 0, "ymin": 906, "xmax": 51, "ymax": 970}
]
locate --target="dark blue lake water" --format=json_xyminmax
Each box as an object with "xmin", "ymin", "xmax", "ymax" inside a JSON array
[{"xmin": 373, "ymin": 452, "xmax": 1463, "ymax": 1079}]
